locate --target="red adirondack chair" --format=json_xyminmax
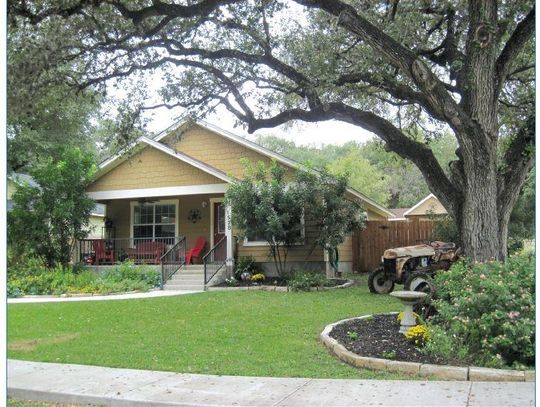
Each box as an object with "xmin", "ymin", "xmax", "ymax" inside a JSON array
[
  {"xmin": 186, "ymin": 237, "xmax": 206, "ymax": 264},
  {"xmin": 94, "ymin": 240, "xmax": 115, "ymax": 265}
]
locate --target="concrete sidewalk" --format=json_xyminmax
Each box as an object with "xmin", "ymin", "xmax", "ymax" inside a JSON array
[
  {"xmin": 8, "ymin": 360, "xmax": 534, "ymax": 407},
  {"xmin": 7, "ymin": 289, "xmax": 203, "ymax": 304}
]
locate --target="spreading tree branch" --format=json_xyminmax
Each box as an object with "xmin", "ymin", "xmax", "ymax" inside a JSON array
[
  {"xmin": 497, "ymin": 114, "xmax": 535, "ymax": 221},
  {"xmin": 495, "ymin": 5, "xmax": 535, "ymax": 96}
]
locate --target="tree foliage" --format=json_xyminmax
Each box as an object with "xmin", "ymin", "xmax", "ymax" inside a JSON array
[
  {"xmin": 327, "ymin": 151, "xmax": 390, "ymax": 206},
  {"xmin": 297, "ymin": 168, "xmax": 366, "ymax": 275},
  {"xmin": 8, "ymin": 148, "xmax": 97, "ymax": 268},
  {"xmin": 225, "ymin": 160, "xmax": 306, "ymax": 276},
  {"xmin": 8, "ymin": 12, "xmax": 132, "ymax": 170},
  {"xmin": 7, "ymin": 0, "xmax": 535, "ymax": 261},
  {"xmin": 225, "ymin": 160, "xmax": 363, "ymax": 276},
  {"xmin": 257, "ymin": 132, "xmax": 458, "ymax": 208}
]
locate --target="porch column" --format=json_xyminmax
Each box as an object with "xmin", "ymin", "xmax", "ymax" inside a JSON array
[{"xmin": 225, "ymin": 204, "xmax": 234, "ymax": 273}]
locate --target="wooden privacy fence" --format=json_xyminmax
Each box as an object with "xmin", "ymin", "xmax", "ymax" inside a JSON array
[{"xmin": 352, "ymin": 217, "xmax": 435, "ymax": 273}]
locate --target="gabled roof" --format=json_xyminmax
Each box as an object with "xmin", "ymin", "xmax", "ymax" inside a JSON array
[
  {"xmin": 93, "ymin": 118, "xmax": 395, "ymax": 219},
  {"xmin": 141, "ymin": 136, "xmax": 231, "ymax": 183},
  {"xmin": 403, "ymin": 193, "xmax": 441, "ymax": 217},
  {"xmin": 8, "ymin": 172, "xmax": 39, "ymax": 188},
  {"xmin": 389, "ymin": 208, "xmax": 409, "ymax": 219}
]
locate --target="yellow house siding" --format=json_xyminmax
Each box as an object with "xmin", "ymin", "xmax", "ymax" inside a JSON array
[
  {"xmin": 337, "ymin": 234, "xmax": 354, "ymax": 263},
  {"xmin": 235, "ymin": 219, "xmax": 324, "ymax": 263},
  {"xmin": 105, "ymin": 199, "xmax": 132, "ymax": 240},
  {"xmin": 167, "ymin": 126, "xmax": 296, "ymax": 180},
  {"xmin": 407, "ymin": 196, "xmax": 447, "ymax": 216},
  {"xmin": 8, "ymin": 180, "xmax": 17, "ymax": 199},
  {"xmin": 179, "ymin": 195, "xmax": 212, "ymax": 253},
  {"xmin": 366, "ymin": 209, "xmax": 386, "ymax": 220},
  {"xmin": 87, "ymin": 146, "xmax": 223, "ymax": 192},
  {"xmin": 88, "ymin": 215, "xmax": 104, "ymax": 239}
]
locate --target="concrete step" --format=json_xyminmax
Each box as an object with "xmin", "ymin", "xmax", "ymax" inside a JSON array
[
  {"xmin": 182, "ymin": 264, "xmax": 205, "ymax": 271},
  {"xmin": 163, "ymin": 284, "xmax": 204, "ymax": 291},
  {"xmin": 170, "ymin": 272, "xmax": 204, "ymax": 278},
  {"xmin": 168, "ymin": 277, "xmax": 204, "ymax": 284}
]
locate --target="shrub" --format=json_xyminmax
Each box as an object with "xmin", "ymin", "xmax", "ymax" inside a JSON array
[
  {"xmin": 234, "ymin": 256, "xmax": 260, "ymax": 280},
  {"xmin": 8, "ymin": 147, "xmax": 97, "ymax": 267},
  {"xmin": 287, "ymin": 271, "xmax": 326, "ymax": 292},
  {"xmin": 225, "ymin": 276, "xmax": 239, "ymax": 286},
  {"xmin": 99, "ymin": 261, "xmax": 160, "ymax": 288},
  {"xmin": 426, "ymin": 254, "xmax": 534, "ymax": 368},
  {"xmin": 7, "ymin": 258, "xmax": 160, "ymax": 297},
  {"xmin": 8, "ymin": 256, "xmax": 49, "ymax": 279},
  {"xmin": 421, "ymin": 325, "xmax": 470, "ymax": 364}
]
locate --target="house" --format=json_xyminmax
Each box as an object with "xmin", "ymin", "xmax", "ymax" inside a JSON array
[
  {"xmin": 8, "ymin": 172, "xmax": 106, "ymax": 238},
  {"xmin": 83, "ymin": 119, "xmax": 394, "ymax": 288},
  {"xmin": 390, "ymin": 194, "xmax": 447, "ymax": 221}
]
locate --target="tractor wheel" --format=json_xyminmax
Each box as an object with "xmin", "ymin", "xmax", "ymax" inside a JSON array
[
  {"xmin": 404, "ymin": 272, "xmax": 437, "ymax": 319},
  {"xmin": 368, "ymin": 267, "xmax": 395, "ymax": 294},
  {"xmin": 404, "ymin": 272, "xmax": 436, "ymax": 295}
]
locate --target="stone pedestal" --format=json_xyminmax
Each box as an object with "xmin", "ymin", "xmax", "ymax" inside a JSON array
[{"xmin": 390, "ymin": 291, "xmax": 427, "ymax": 334}]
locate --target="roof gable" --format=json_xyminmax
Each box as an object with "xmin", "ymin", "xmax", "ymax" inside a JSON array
[
  {"xmin": 403, "ymin": 194, "xmax": 448, "ymax": 216},
  {"xmin": 92, "ymin": 118, "xmax": 394, "ymax": 218},
  {"xmin": 87, "ymin": 144, "xmax": 226, "ymax": 193}
]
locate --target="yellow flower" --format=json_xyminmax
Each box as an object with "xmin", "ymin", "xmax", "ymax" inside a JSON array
[
  {"xmin": 396, "ymin": 311, "xmax": 420, "ymax": 322},
  {"xmin": 405, "ymin": 325, "xmax": 431, "ymax": 346},
  {"xmin": 251, "ymin": 273, "xmax": 266, "ymax": 282}
]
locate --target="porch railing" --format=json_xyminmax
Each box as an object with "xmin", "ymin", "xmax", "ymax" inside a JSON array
[
  {"xmin": 77, "ymin": 237, "xmax": 181, "ymax": 265},
  {"xmin": 160, "ymin": 236, "xmax": 187, "ymax": 289},
  {"xmin": 203, "ymin": 236, "xmax": 227, "ymax": 286}
]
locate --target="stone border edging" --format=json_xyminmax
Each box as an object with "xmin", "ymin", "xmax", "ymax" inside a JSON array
[
  {"xmin": 207, "ymin": 279, "xmax": 354, "ymax": 292},
  {"xmin": 320, "ymin": 314, "xmax": 535, "ymax": 382}
]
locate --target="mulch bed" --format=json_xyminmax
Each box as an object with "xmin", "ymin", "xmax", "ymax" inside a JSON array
[
  {"xmin": 214, "ymin": 278, "xmax": 348, "ymax": 288},
  {"xmin": 330, "ymin": 314, "xmax": 463, "ymax": 366}
]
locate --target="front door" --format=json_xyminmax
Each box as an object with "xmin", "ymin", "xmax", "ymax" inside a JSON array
[{"xmin": 213, "ymin": 202, "xmax": 226, "ymax": 261}]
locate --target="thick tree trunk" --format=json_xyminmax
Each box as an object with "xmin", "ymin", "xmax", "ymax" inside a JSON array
[{"xmin": 458, "ymin": 139, "xmax": 501, "ymax": 262}]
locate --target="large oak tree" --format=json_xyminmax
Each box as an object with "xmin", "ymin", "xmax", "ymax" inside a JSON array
[{"xmin": 8, "ymin": 0, "xmax": 534, "ymax": 261}]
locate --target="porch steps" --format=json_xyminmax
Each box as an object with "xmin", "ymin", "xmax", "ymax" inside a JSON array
[{"xmin": 163, "ymin": 265, "xmax": 205, "ymax": 291}]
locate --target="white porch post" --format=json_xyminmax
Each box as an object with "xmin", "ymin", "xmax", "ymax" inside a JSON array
[{"xmin": 225, "ymin": 204, "xmax": 234, "ymax": 273}]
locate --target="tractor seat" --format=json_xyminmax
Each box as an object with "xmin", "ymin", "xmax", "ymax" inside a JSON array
[{"xmin": 430, "ymin": 241, "xmax": 455, "ymax": 250}]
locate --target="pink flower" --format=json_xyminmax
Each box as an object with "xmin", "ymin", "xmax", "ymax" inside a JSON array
[{"xmin": 507, "ymin": 311, "xmax": 520, "ymax": 319}]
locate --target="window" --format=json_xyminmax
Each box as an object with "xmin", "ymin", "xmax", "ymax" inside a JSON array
[
  {"xmin": 132, "ymin": 201, "xmax": 177, "ymax": 241},
  {"xmin": 217, "ymin": 204, "xmax": 226, "ymax": 234}
]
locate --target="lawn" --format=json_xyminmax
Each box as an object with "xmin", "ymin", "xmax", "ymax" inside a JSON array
[{"xmin": 8, "ymin": 283, "xmax": 405, "ymax": 379}]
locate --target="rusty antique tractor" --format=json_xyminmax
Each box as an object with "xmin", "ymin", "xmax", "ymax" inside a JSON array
[{"xmin": 367, "ymin": 241, "xmax": 460, "ymax": 295}]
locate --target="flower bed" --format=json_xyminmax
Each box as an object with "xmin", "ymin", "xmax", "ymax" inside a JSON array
[
  {"xmin": 209, "ymin": 278, "xmax": 354, "ymax": 292},
  {"xmin": 321, "ymin": 313, "xmax": 535, "ymax": 381},
  {"xmin": 7, "ymin": 259, "xmax": 159, "ymax": 297}
]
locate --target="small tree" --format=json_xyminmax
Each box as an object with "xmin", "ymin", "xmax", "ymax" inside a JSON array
[
  {"xmin": 297, "ymin": 168, "xmax": 366, "ymax": 277},
  {"xmin": 225, "ymin": 160, "xmax": 305, "ymax": 277},
  {"xmin": 8, "ymin": 147, "xmax": 97, "ymax": 268},
  {"xmin": 226, "ymin": 160, "xmax": 365, "ymax": 277}
]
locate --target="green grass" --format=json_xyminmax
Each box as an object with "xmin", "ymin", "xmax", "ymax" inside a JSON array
[{"xmin": 8, "ymin": 282, "xmax": 406, "ymax": 379}]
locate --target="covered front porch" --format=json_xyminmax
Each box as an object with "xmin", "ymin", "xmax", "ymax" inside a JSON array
[{"xmin": 78, "ymin": 185, "xmax": 234, "ymax": 287}]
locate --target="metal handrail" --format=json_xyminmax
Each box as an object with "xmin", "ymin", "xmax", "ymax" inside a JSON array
[
  {"xmin": 203, "ymin": 236, "xmax": 227, "ymax": 285},
  {"xmin": 160, "ymin": 236, "xmax": 187, "ymax": 289},
  {"xmin": 78, "ymin": 237, "xmax": 180, "ymax": 265}
]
